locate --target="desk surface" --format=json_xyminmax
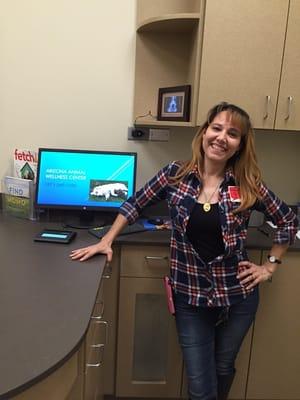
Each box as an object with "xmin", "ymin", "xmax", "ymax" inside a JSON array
[{"xmin": 0, "ymin": 214, "xmax": 106, "ymax": 399}]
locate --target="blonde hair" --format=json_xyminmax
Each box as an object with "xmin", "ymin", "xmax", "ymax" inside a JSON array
[{"xmin": 172, "ymin": 102, "xmax": 262, "ymax": 212}]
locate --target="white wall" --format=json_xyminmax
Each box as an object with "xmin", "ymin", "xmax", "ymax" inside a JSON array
[
  {"xmin": 0, "ymin": 1, "xmax": 299, "ymax": 203},
  {"xmin": 0, "ymin": 0, "xmax": 194, "ymax": 189}
]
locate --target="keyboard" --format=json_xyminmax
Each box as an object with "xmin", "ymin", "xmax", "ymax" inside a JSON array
[{"xmin": 88, "ymin": 222, "xmax": 148, "ymax": 239}]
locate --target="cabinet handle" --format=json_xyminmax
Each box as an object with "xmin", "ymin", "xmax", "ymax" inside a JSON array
[
  {"xmin": 91, "ymin": 343, "xmax": 105, "ymax": 349},
  {"xmin": 91, "ymin": 301, "xmax": 104, "ymax": 320},
  {"xmin": 263, "ymin": 95, "xmax": 271, "ymax": 119},
  {"xmin": 86, "ymin": 345, "xmax": 105, "ymax": 369},
  {"xmin": 102, "ymin": 263, "xmax": 112, "ymax": 279},
  {"xmin": 93, "ymin": 320, "xmax": 108, "ymax": 345},
  {"xmin": 86, "ymin": 362, "xmax": 102, "ymax": 368},
  {"xmin": 144, "ymin": 256, "xmax": 169, "ymax": 261},
  {"xmin": 284, "ymin": 96, "xmax": 293, "ymax": 120}
]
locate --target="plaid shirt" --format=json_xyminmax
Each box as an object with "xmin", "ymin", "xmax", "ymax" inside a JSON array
[{"xmin": 119, "ymin": 161, "xmax": 298, "ymax": 307}]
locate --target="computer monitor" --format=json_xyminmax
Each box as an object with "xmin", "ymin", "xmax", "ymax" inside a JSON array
[{"xmin": 35, "ymin": 148, "xmax": 137, "ymax": 227}]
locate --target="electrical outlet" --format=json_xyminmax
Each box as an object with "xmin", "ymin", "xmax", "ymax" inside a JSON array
[{"xmin": 128, "ymin": 126, "xmax": 149, "ymax": 140}]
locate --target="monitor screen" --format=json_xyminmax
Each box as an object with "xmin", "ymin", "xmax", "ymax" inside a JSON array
[{"xmin": 35, "ymin": 148, "xmax": 137, "ymax": 212}]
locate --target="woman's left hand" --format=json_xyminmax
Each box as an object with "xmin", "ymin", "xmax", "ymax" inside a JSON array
[{"xmin": 237, "ymin": 261, "xmax": 272, "ymax": 289}]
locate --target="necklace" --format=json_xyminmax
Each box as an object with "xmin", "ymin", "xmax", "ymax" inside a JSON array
[{"xmin": 202, "ymin": 183, "xmax": 220, "ymax": 212}]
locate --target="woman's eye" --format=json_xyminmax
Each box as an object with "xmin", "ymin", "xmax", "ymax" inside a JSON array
[{"xmin": 228, "ymin": 131, "xmax": 239, "ymax": 138}]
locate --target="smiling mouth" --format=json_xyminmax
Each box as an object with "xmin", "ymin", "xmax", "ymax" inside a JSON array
[{"xmin": 211, "ymin": 143, "xmax": 227, "ymax": 152}]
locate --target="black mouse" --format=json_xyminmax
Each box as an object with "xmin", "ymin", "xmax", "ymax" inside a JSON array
[{"xmin": 147, "ymin": 217, "xmax": 164, "ymax": 226}]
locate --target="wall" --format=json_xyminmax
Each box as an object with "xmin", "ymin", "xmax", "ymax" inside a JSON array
[
  {"xmin": 0, "ymin": 1, "xmax": 299, "ymax": 204},
  {"xmin": 0, "ymin": 0, "xmax": 193, "ymax": 190}
]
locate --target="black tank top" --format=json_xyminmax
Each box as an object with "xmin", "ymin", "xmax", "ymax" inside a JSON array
[{"xmin": 186, "ymin": 203, "xmax": 225, "ymax": 263}]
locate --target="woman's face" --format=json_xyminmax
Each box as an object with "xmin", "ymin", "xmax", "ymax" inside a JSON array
[{"xmin": 202, "ymin": 111, "xmax": 242, "ymax": 166}]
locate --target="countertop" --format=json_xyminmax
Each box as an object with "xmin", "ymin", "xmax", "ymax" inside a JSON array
[
  {"xmin": 0, "ymin": 214, "xmax": 106, "ymax": 399},
  {"xmin": 113, "ymin": 223, "xmax": 300, "ymax": 251}
]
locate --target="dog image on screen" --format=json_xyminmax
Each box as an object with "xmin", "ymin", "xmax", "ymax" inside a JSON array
[{"xmin": 89, "ymin": 181, "xmax": 128, "ymax": 201}]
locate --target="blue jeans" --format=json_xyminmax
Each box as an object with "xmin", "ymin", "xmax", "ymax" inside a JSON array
[{"xmin": 174, "ymin": 289, "xmax": 259, "ymax": 400}]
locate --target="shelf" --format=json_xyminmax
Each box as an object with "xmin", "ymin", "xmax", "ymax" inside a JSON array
[
  {"xmin": 134, "ymin": 119, "xmax": 196, "ymax": 128},
  {"xmin": 137, "ymin": 14, "xmax": 201, "ymax": 33}
]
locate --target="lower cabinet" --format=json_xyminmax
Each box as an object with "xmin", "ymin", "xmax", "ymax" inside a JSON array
[
  {"xmin": 115, "ymin": 247, "xmax": 263, "ymax": 399},
  {"xmin": 116, "ymin": 245, "xmax": 183, "ymax": 398},
  {"xmin": 13, "ymin": 350, "xmax": 82, "ymax": 400},
  {"xmin": 84, "ymin": 278, "xmax": 108, "ymax": 400},
  {"xmin": 246, "ymin": 251, "xmax": 300, "ymax": 400},
  {"xmin": 12, "ymin": 285, "xmax": 107, "ymax": 400},
  {"xmin": 70, "ymin": 276, "xmax": 109, "ymax": 400},
  {"xmin": 102, "ymin": 247, "xmax": 120, "ymax": 396}
]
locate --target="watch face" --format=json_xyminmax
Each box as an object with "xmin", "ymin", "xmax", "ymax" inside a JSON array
[{"xmin": 268, "ymin": 255, "xmax": 281, "ymax": 264}]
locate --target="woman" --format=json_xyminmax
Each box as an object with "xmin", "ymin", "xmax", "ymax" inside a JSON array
[{"xmin": 70, "ymin": 102, "xmax": 298, "ymax": 400}]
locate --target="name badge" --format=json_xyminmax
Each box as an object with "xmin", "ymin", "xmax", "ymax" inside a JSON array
[{"xmin": 228, "ymin": 186, "xmax": 241, "ymax": 202}]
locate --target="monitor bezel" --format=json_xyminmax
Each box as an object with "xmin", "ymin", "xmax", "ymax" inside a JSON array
[{"xmin": 35, "ymin": 147, "xmax": 137, "ymax": 212}]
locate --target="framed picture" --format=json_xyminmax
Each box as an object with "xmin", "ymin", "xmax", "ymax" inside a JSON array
[{"xmin": 157, "ymin": 85, "xmax": 191, "ymax": 122}]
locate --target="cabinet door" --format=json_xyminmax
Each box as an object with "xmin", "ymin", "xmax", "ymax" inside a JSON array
[
  {"xmin": 116, "ymin": 276, "xmax": 183, "ymax": 398},
  {"xmin": 85, "ymin": 286, "xmax": 107, "ymax": 400},
  {"xmin": 246, "ymin": 252, "xmax": 300, "ymax": 399},
  {"xmin": 197, "ymin": 0, "xmax": 289, "ymax": 129},
  {"xmin": 275, "ymin": 0, "xmax": 300, "ymax": 130},
  {"xmin": 102, "ymin": 248, "xmax": 120, "ymax": 395}
]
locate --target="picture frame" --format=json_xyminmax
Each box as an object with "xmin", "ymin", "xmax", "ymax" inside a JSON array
[{"xmin": 157, "ymin": 85, "xmax": 191, "ymax": 122}]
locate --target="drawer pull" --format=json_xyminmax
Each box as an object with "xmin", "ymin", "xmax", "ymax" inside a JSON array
[
  {"xmin": 91, "ymin": 343, "xmax": 105, "ymax": 349},
  {"xmin": 86, "ymin": 362, "xmax": 102, "ymax": 368},
  {"xmin": 93, "ymin": 320, "xmax": 108, "ymax": 345},
  {"xmin": 144, "ymin": 256, "xmax": 169, "ymax": 261},
  {"xmin": 102, "ymin": 264, "xmax": 112, "ymax": 279},
  {"xmin": 91, "ymin": 301, "xmax": 104, "ymax": 320}
]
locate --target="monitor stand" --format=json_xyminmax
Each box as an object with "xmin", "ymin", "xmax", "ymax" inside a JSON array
[{"xmin": 64, "ymin": 210, "xmax": 105, "ymax": 230}]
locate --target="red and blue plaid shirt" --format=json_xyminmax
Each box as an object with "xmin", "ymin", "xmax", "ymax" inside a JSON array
[{"xmin": 119, "ymin": 161, "xmax": 298, "ymax": 307}]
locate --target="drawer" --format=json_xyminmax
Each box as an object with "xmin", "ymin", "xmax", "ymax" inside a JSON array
[{"xmin": 120, "ymin": 245, "xmax": 169, "ymax": 278}]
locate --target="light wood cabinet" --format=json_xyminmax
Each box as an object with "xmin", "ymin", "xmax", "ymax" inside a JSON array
[
  {"xmin": 12, "ymin": 350, "xmax": 82, "ymax": 400},
  {"xmin": 116, "ymin": 245, "xmax": 183, "ymax": 398},
  {"xmin": 275, "ymin": 0, "xmax": 300, "ymax": 130},
  {"xmin": 84, "ymin": 282, "xmax": 106, "ymax": 400},
  {"xmin": 197, "ymin": 0, "xmax": 290, "ymax": 129},
  {"xmin": 102, "ymin": 248, "xmax": 120, "ymax": 396},
  {"xmin": 135, "ymin": 0, "xmax": 300, "ymax": 131},
  {"xmin": 246, "ymin": 251, "xmax": 300, "ymax": 400}
]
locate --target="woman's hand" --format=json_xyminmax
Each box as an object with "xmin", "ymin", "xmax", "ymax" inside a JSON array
[
  {"xmin": 237, "ymin": 260, "xmax": 272, "ymax": 289},
  {"xmin": 70, "ymin": 240, "xmax": 113, "ymax": 262}
]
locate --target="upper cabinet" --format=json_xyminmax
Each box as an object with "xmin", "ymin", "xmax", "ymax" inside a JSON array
[
  {"xmin": 134, "ymin": 0, "xmax": 204, "ymax": 127},
  {"xmin": 197, "ymin": 0, "xmax": 289, "ymax": 129},
  {"xmin": 275, "ymin": 0, "xmax": 300, "ymax": 130},
  {"xmin": 134, "ymin": 0, "xmax": 300, "ymax": 130}
]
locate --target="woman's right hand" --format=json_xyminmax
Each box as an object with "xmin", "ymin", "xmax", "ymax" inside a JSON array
[
  {"xmin": 70, "ymin": 239, "xmax": 113, "ymax": 262},
  {"xmin": 70, "ymin": 214, "xmax": 129, "ymax": 262}
]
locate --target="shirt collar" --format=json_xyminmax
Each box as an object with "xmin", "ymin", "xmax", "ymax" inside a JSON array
[{"xmin": 187, "ymin": 165, "xmax": 237, "ymax": 186}]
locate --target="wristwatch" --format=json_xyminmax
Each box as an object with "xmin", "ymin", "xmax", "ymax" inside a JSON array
[{"xmin": 267, "ymin": 255, "xmax": 282, "ymax": 264}]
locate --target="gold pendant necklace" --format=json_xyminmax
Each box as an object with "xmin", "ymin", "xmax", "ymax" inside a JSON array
[
  {"xmin": 203, "ymin": 202, "xmax": 211, "ymax": 212},
  {"xmin": 202, "ymin": 183, "xmax": 220, "ymax": 213}
]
